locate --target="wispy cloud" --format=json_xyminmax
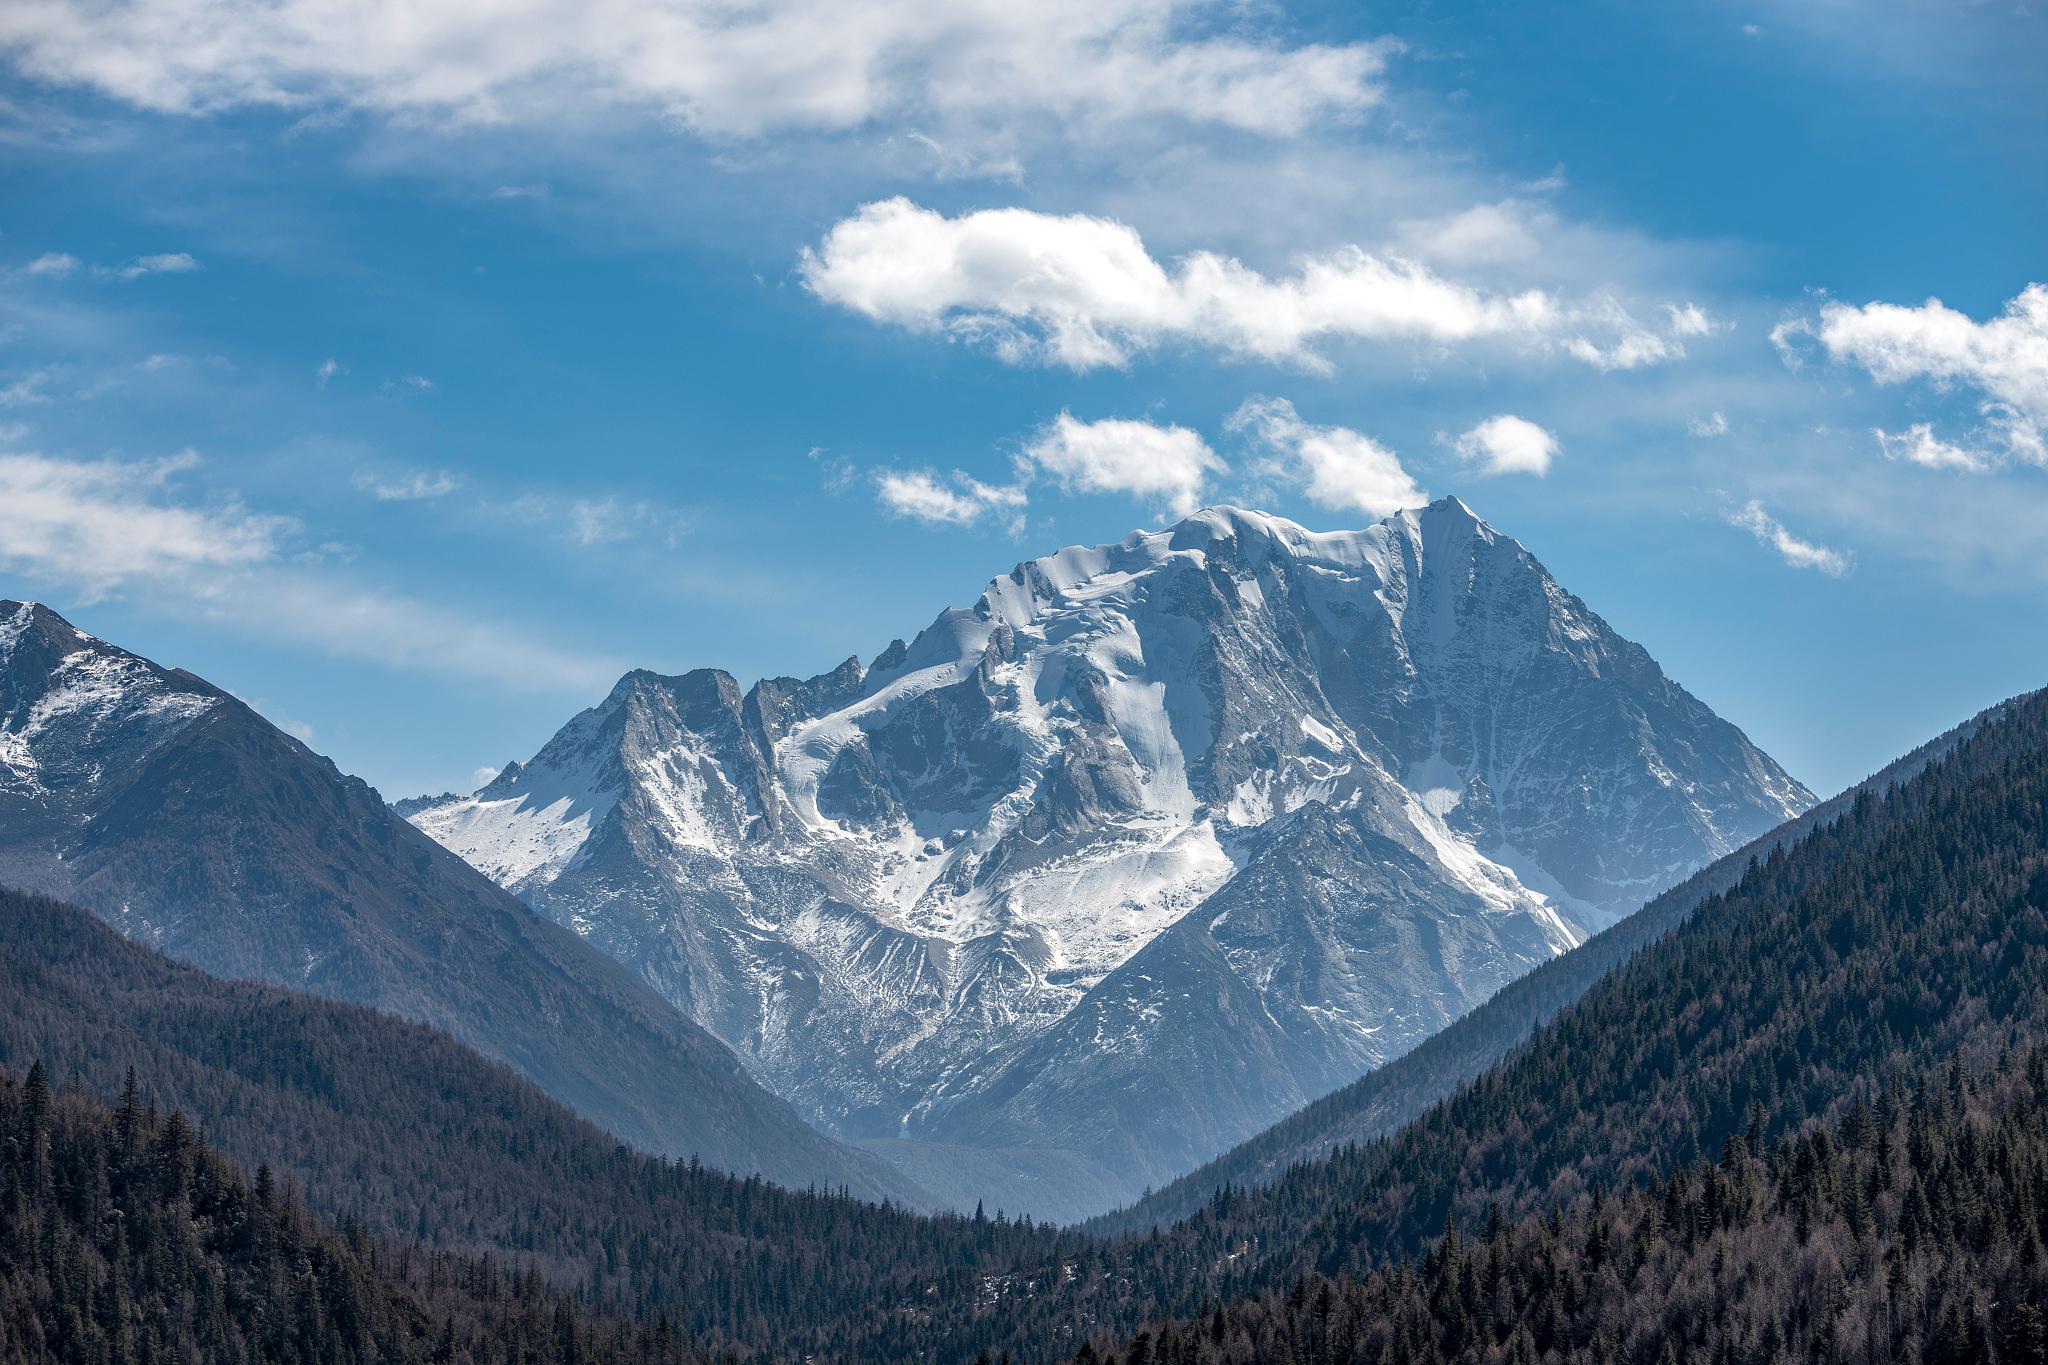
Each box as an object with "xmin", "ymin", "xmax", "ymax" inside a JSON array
[
  {"xmin": 0, "ymin": 0, "xmax": 1391, "ymax": 145},
  {"xmin": 95, "ymin": 251, "xmax": 202, "ymax": 281},
  {"xmin": 498, "ymin": 491, "xmax": 690, "ymax": 548},
  {"xmin": 0, "ymin": 446, "xmax": 618, "ymax": 692},
  {"xmin": 800, "ymin": 198, "xmax": 1700, "ymax": 375},
  {"xmin": 354, "ymin": 467, "xmax": 461, "ymax": 501},
  {"xmin": 0, "ymin": 369, "xmax": 56, "ymax": 407},
  {"xmin": 315, "ymin": 358, "xmax": 346, "ymax": 387},
  {"xmin": 21, "ymin": 251, "xmax": 80, "ymax": 278},
  {"xmin": 0, "ymin": 449, "xmax": 289, "ymax": 595},
  {"xmin": 1874, "ymin": 423, "xmax": 1994, "ymax": 472},
  {"xmin": 1688, "ymin": 410, "xmax": 1729, "ymax": 438},
  {"xmin": 875, "ymin": 468, "xmax": 1025, "ymax": 528},
  {"xmin": 1230, "ymin": 397, "xmax": 1423, "ymax": 516},
  {"xmin": 1728, "ymin": 499, "xmax": 1850, "ymax": 576}
]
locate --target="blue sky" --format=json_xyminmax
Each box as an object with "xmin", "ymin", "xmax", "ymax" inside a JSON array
[{"xmin": 0, "ymin": 0, "xmax": 2042, "ymax": 800}]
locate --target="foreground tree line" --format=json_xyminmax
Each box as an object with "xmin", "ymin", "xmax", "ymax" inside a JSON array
[
  {"xmin": 0, "ymin": 1059, "xmax": 701, "ymax": 1364},
  {"xmin": 1078, "ymin": 1045, "xmax": 2048, "ymax": 1365}
]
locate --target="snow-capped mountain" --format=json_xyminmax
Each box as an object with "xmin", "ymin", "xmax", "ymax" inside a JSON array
[
  {"xmin": 0, "ymin": 600, "xmax": 913, "ymax": 1202},
  {"xmin": 408, "ymin": 500, "xmax": 1812, "ymax": 1216}
]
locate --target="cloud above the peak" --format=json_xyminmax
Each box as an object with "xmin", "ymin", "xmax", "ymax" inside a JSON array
[
  {"xmin": 865, "ymin": 414, "xmax": 1225, "ymax": 527},
  {"xmin": 1022, "ymin": 412, "xmax": 1223, "ymax": 518},
  {"xmin": 1776, "ymin": 282, "xmax": 2048, "ymax": 471},
  {"xmin": 1728, "ymin": 499, "xmax": 1849, "ymax": 577},
  {"xmin": 0, "ymin": 0, "xmax": 1389, "ymax": 141},
  {"xmin": 1446, "ymin": 414, "xmax": 1558, "ymax": 478},
  {"xmin": 800, "ymin": 198, "xmax": 1704, "ymax": 374},
  {"xmin": 1229, "ymin": 397, "xmax": 1424, "ymax": 517},
  {"xmin": 875, "ymin": 468, "xmax": 1026, "ymax": 527}
]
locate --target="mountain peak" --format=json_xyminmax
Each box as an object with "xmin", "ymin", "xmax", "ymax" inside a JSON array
[
  {"xmin": 1169, "ymin": 504, "xmax": 1311, "ymax": 542},
  {"xmin": 1157, "ymin": 500, "xmax": 1496, "ymax": 565},
  {"xmin": 1417, "ymin": 492, "xmax": 1484, "ymax": 524},
  {"xmin": 1, "ymin": 600, "xmax": 86, "ymax": 657}
]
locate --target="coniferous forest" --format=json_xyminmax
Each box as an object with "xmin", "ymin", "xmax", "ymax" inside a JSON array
[{"xmin": 0, "ymin": 1060, "xmax": 702, "ymax": 1364}]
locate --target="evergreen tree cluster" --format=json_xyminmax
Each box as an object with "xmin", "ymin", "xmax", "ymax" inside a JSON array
[
  {"xmin": 0, "ymin": 1060, "xmax": 698, "ymax": 1364},
  {"xmin": 1081, "ymin": 1045, "xmax": 2048, "ymax": 1365}
]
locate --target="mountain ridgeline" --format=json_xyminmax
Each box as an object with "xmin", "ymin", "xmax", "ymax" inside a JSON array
[
  {"xmin": 0, "ymin": 599, "xmax": 908, "ymax": 1203},
  {"xmin": 406, "ymin": 500, "xmax": 1810, "ymax": 1217}
]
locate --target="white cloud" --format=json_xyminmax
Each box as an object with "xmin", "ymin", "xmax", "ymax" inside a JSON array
[
  {"xmin": 874, "ymin": 468, "xmax": 1026, "ymax": 526},
  {"xmin": 1447, "ymin": 414, "xmax": 1558, "ymax": 478},
  {"xmin": 471, "ymin": 765, "xmax": 502, "ymax": 789},
  {"xmin": 22, "ymin": 251, "xmax": 79, "ymax": 277},
  {"xmin": 0, "ymin": 446, "xmax": 619, "ymax": 692},
  {"xmin": 355, "ymin": 468, "xmax": 461, "ymax": 501},
  {"xmin": 1728, "ymin": 499, "xmax": 1849, "ymax": 576},
  {"xmin": 1873, "ymin": 423, "xmax": 1992, "ymax": 472},
  {"xmin": 383, "ymin": 374, "xmax": 435, "ymax": 395},
  {"xmin": 315, "ymin": 357, "xmax": 345, "ymax": 387},
  {"xmin": 1022, "ymin": 412, "xmax": 1224, "ymax": 517},
  {"xmin": 0, "ymin": 0, "xmax": 1390, "ymax": 142},
  {"xmin": 1663, "ymin": 302, "xmax": 1715, "ymax": 337},
  {"xmin": 0, "ymin": 449, "xmax": 289, "ymax": 594},
  {"xmin": 1229, "ymin": 396, "xmax": 1423, "ymax": 517},
  {"xmin": 801, "ymin": 198, "xmax": 1694, "ymax": 374},
  {"xmin": 1784, "ymin": 282, "xmax": 2048, "ymax": 469},
  {"xmin": 1688, "ymin": 410, "xmax": 1729, "ymax": 437},
  {"xmin": 0, "ymin": 369, "xmax": 55, "ymax": 407},
  {"xmin": 95, "ymin": 251, "xmax": 202, "ymax": 280}
]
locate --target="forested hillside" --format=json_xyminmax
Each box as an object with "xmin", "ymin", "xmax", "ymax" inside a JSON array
[
  {"xmin": 1084, "ymin": 1044, "xmax": 2048, "ymax": 1365},
  {"xmin": 0, "ymin": 1061, "xmax": 697, "ymax": 1364}
]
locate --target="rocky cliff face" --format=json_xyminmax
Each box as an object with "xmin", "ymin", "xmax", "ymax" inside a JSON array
[{"xmin": 408, "ymin": 500, "xmax": 1812, "ymax": 1215}]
